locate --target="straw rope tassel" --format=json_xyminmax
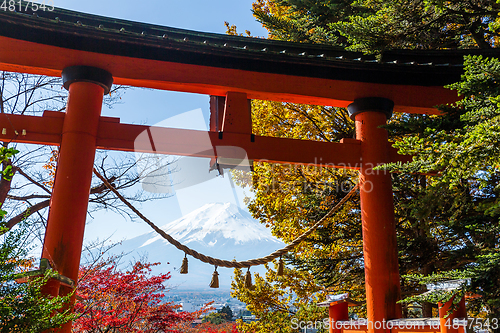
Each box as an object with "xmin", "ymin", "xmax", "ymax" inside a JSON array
[
  {"xmin": 210, "ymin": 266, "xmax": 219, "ymax": 288},
  {"xmin": 180, "ymin": 253, "xmax": 188, "ymax": 274},
  {"xmin": 245, "ymin": 268, "xmax": 253, "ymax": 289},
  {"xmin": 277, "ymin": 257, "xmax": 284, "ymax": 276}
]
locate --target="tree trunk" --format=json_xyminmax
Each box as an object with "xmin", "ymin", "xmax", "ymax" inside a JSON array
[{"xmin": 0, "ymin": 158, "xmax": 14, "ymax": 207}]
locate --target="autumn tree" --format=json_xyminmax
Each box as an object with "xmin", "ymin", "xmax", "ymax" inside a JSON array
[
  {"xmin": 230, "ymin": 101, "xmax": 363, "ymax": 332},
  {"xmin": 231, "ymin": 263, "xmax": 330, "ymax": 333},
  {"xmin": 73, "ymin": 258, "xmax": 195, "ymax": 333},
  {"xmin": 202, "ymin": 305, "xmax": 234, "ymax": 324},
  {"xmin": 229, "ymin": 1, "xmax": 500, "ymax": 329},
  {"xmin": 203, "ymin": 313, "xmax": 227, "ymax": 325},
  {"xmin": 219, "ymin": 305, "xmax": 234, "ymax": 321}
]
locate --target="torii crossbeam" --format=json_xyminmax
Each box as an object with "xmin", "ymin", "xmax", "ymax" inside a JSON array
[{"xmin": 1, "ymin": 3, "xmax": 497, "ymax": 333}]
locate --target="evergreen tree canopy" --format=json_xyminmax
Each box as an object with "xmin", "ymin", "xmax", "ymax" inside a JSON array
[
  {"xmin": 253, "ymin": 0, "xmax": 500, "ymax": 52},
  {"xmin": 231, "ymin": 1, "xmax": 500, "ymax": 331}
]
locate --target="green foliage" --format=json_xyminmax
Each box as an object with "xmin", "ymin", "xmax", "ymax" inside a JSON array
[
  {"xmin": 0, "ymin": 146, "xmax": 73, "ymax": 332},
  {"xmin": 330, "ymin": 0, "xmax": 500, "ymax": 52},
  {"xmin": 399, "ymin": 251, "xmax": 500, "ymax": 320},
  {"xmin": 387, "ymin": 55, "xmax": 500, "ymax": 199},
  {"xmin": 383, "ymin": 55, "xmax": 500, "ymax": 320},
  {"xmin": 399, "ymin": 271, "xmax": 471, "ymax": 314},
  {"xmin": 253, "ymin": 0, "xmax": 500, "ymax": 51},
  {"xmin": 218, "ymin": 305, "xmax": 234, "ymax": 321},
  {"xmin": 244, "ymin": 0, "xmax": 500, "ymax": 327},
  {"xmin": 0, "ymin": 221, "xmax": 75, "ymax": 332},
  {"xmin": 469, "ymin": 250, "xmax": 500, "ymax": 315},
  {"xmin": 0, "ymin": 147, "xmax": 18, "ymax": 181},
  {"xmin": 252, "ymin": 0, "xmax": 368, "ymax": 43},
  {"xmin": 203, "ymin": 313, "xmax": 227, "ymax": 325}
]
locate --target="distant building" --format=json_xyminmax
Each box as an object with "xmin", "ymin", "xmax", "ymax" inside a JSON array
[
  {"xmin": 241, "ymin": 315, "xmax": 258, "ymax": 323},
  {"xmin": 212, "ymin": 303, "xmax": 226, "ymax": 310},
  {"xmin": 191, "ymin": 319, "xmax": 203, "ymax": 327},
  {"xmin": 180, "ymin": 301, "xmax": 211, "ymax": 313}
]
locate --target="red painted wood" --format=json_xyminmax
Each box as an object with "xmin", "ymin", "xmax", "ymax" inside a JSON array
[
  {"xmin": 0, "ymin": 113, "xmax": 412, "ymax": 168},
  {"xmin": 0, "ymin": 111, "xmax": 63, "ymax": 146},
  {"xmin": 209, "ymin": 96, "xmax": 225, "ymax": 132},
  {"xmin": 221, "ymin": 92, "xmax": 252, "ymax": 134},
  {"xmin": 356, "ymin": 111, "xmax": 402, "ymax": 333},
  {"xmin": 439, "ymin": 297, "xmax": 466, "ymax": 333},
  {"xmin": 329, "ymin": 302, "xmax": 349, "ymax": 333},
  {"xmin": 40, "ymin": 81, "xmax": 105, "ymax": 333},
  {"xmin": 0, "ymin": 36, "xmax": 457, "ymax": 114}
]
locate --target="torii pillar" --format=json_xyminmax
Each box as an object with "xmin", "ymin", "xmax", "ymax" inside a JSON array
[
  {"xmin": 41, "ymin": 66, "xmax": 112, "ymax": 332},
  {"xmin": 348, "ymin": 98, "xmax": 402, "ymax": 332}
]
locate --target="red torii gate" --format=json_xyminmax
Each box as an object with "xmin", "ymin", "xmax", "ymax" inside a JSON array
[{"xmin": 1, "ymin": 3, "xmax": 496, "ymax": 333}]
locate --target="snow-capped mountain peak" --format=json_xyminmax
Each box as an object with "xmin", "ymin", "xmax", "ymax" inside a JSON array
[
  {"xmin": 140, "ymin": 202, "xmax": 281, "ymax": 247},
  {"xmin": 116, "ymin": 202, "xmax": 284, "ymax": 289}
]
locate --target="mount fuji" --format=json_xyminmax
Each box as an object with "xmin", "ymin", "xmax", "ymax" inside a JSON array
[{"xmin": 113, "ymin": 202, "xmax": 284, "ymax": 290}]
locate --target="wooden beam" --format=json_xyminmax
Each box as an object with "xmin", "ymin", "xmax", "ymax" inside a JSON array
[
  {"xmin": 221, "ymin": 92, "xmax": 252, "ymax": 135},
  {"xmin": 0, "ymin": 36, "xmax": 456, "ymax": 114},
  {"xmin": 99, "ymin": 121, "xmax": 365, "ymax": 168},
  {"xmin": 209, "ymin": 96, "xmax": 225, "ymax": 132},
  {"xmin": 0, "ymin": 111, "xmax": 64, "ymax": 146},
  {"xmin": 0, "ymin": 112, "xmax": 411, "ymax": 169}
]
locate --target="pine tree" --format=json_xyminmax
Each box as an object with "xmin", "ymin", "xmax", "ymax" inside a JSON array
[
  {"xmin": 384, "ymin": 55, "xmax": 500, "ymax": 324},
  {"xmin": 252, "ymin": 0, "xmax": 500, "ymax": 51}
]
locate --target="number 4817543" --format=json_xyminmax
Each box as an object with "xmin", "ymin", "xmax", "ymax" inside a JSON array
[{"xmin": 1, "ymin": 0, "xmax": 55, "ymax": 12}]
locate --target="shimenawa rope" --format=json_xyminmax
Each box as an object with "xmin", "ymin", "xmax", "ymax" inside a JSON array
[{"xmin": 93, "ymin": 168, "xmax": 359, "ymax": 269}]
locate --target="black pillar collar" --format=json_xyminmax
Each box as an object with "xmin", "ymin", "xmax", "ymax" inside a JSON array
[
  {"xmin": 347, "ymin": 97, "xmax": 394, "ymax": 121},
  {"xmin": 62, "ymin": 66, "xmax": 113, "ymax": 94}
]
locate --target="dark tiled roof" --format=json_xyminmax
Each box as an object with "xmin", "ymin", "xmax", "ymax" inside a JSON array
[{"xmin": 1, "ymin": 2, "xmax": 499, "ymax": 86}]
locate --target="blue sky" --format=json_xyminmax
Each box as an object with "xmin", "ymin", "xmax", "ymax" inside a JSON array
[
  {"xmin": 49, "ymin": 1, "xmax": 268, "ymax": 243},
  {"xmin": 55, "ymin": 0, "xmax": 268, "ymax": 36}
]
